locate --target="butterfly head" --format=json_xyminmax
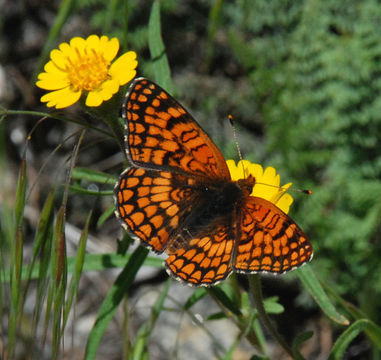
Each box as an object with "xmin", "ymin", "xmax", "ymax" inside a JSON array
[{"xmin": 237, "ymin": 174, "xmax": 256, "ymax": 197}]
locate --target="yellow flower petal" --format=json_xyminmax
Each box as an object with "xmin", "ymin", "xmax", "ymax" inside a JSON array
[
  {"xmin": 86, "ymin": 34, "xmax": 100, "ymax": 50},
  {"xmin": 101, "ymin": 36, "xmax": 119, "ymax": 61},
  {"xmin": 262, "ymin": 167, "xmax": 280, "ymax": 187},
  {"xmin": 85, "ymin": 79, "xmax": 119, "ymax": 106},
  {"xmin": 70, "ymin": 37, "xmax": 86, "ymax": 53},
  {"xmin": 50, "ymin": 49, "xmax": 68, "ymax": 70},
  {"xmin": 270, "ymin": 182, "xmax": 292, "ymax": 204},
  {"xmin": 40, "ymin": 87, "xmax": 81, "ymax": 108},
  {"xmin": 58, "ymin": 42, "xmax": 72, "ymax": 57},
  {"xmin": 275, "ymin": 193, "xmax": 293, "ymax": 214},
  {"xmin": 109, "ymin": 51, "xmax": 137, "ymax": 85},
  {"xmin": 226, "ymin": 159, "xmax": 238, "ymax": 179},
  {"xmin": 36, "ymin": 72, "xmax": 69, "ymax": 90},
  {"xmin": 43, "ymin": 60, "xmax": 63, "ymax": 75},
  {"xmin": 248, "ymin": 162, "xmax": 264, "ymax": 181},
  {"xmin": 39, "ymin": 64, "xmax": 64, "ymax": 77},
  {"xmin": 226, "ymin": 159, "xmax": 294, "ymax": 214}
]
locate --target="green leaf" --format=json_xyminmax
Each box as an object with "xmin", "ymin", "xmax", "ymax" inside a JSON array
[
  {"xmin": 84, "ymin": 246, "xmax": 148, "ymax": 360},
  {"xmin": 148, "ymin": 0, "xmax": 173, "ymax": 92},
  {"xmin": 324, "ymin": 284, "xmax": 381, "ymax": 346},
  {"xmin": 208, "ymin": 286, "xmax": 242, "ymax": 316},
  {"xmin": 97, "ymin": 204, "xmax": 115, "ymax": 228},
  {"xmin": 328, "ymin": 319, "xmax": 380, "ymax": 360},
  {"xmin": 263, "ymin": 296, "xmax": 284, "ymax": 315},
  {"xmin": 72, "ymin": 167, "xmax": 117, "ymax": 184},
  {"xmin": 292, "ymin": 331, "xmax": 314, "ymax": 360},
  {"xmin": 206, "ymin": 311, "xmax": 227, "ymax": 321},
  {"xmin": 184, "ymin": 288, "xmax": 207, "ymax": 310},
  {"xmin": 297, "ymin": 266, "xmax": 349, "ymax": 325}
]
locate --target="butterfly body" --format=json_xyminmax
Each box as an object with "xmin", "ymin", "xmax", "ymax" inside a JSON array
[{"xmin": 115, "ymin": 78, "xmax": 313, "ymax": 286}]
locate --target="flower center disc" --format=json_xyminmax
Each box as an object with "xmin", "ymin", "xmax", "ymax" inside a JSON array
[{"xmin": 66, "ymin": 48, "xmax": 110, "ymax": 92}]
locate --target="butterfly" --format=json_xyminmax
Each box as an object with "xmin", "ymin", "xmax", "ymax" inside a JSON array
[{"xmin": 114, "ymin": 78, "xmax": 313, "ymax": 286}]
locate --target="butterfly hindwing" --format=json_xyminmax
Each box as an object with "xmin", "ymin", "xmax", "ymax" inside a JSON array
[
  {"xmin": 233, "ymin": 196, "xmax": 313, "ymax": 274},
  {"xmin": 165, "ymin": 220, "xmax": 234, "ymax": 286}
]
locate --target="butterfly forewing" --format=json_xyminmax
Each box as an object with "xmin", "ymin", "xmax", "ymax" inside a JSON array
[
  {"xmin": 116, "ymin": 166, "xmax": 209, "ymax": 253},
  {"xmin": 122, "ymin": 78, "xmax": 230, "ymax": 179}
]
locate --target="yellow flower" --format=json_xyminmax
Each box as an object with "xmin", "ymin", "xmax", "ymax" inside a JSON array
[
  {"xmin": 226, "ymin": 159, "xmax": 293, "ymax": 214},
  {"xmin": 36, "ymin": 35, "xmax": 138, "ymax": 109}
]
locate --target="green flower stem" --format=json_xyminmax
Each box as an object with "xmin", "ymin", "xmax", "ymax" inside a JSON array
[
  {"xmin": 102, "ymin": 114, "xmax": 125, "ymax": 155},
  {"xmin": 81, "ymin": 92, "xmax": 126, "ymax": 156},
  {"xmin": 248, "ymin": 274, "xmax": 294, "ymax": 358}
]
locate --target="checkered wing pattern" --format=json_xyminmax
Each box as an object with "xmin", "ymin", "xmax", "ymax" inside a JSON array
[
  {"xmin": 116, "ymin": 167, "xmax": 204, "ymax": 253},
  {"xmin": 233, "ymin": 196, "xmax": 313, "ymax": 273},
  {"xmin": 165, "ymin": 220, "xmax": 234, "ymax": 286},
  {"xmin": 122, "ymin": 78, "xmax": 230, "ymax": 180}
]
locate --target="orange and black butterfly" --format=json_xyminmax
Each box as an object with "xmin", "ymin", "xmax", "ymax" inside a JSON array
[{"xmin": 114, "ymin": 78, "xmax": 313, "ymax": 286}]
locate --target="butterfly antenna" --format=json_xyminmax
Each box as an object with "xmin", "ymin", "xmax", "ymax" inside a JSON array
[
  {"xmin": 255, "ymin": 181, "xmax": 313, "ymax": 195},
  {"xmin": 228, "ymin": 114, "xmax": 312, "ymax": 195},
  {"xmin": 228, "ymin": 114, "xmax": 248, "ymax": 178}
]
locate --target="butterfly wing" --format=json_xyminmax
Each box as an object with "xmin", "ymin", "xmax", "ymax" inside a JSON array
[
  {"xmin": 233, "ymin": 196, "xmax": 313, "ymax": 273},
  {"xmin": 122, "ymin": 78, "xmax": 230, "ymax": 180},
  {"xmin": 165, "ymin": 220, "xmax": 234, "ymax": 286},
  {"xmin": 115, "ymin": 166, "xmax": 210, "ymax": 253}
]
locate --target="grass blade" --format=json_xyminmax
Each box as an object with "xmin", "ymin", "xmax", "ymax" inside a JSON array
[
  {"xmin": 84, "ymin": 246, "xmax": 148, "ymax": 360},
  {"xmin": 62, "ymin": 211, "xmax": 91, "ymax": 330},
  {"xmin": 184, "ymin": 288, "xmax": 207, "ymax": 310},
  {"xmin": 292, "ymin": 331, "xmax": 313, "ymax": 360},
  {"xmin": 96, "ymin": 204, "xmax": 115, "ymax": 228},
  {"xmin": 14, "ymin": 159, "xmax": 26, "ymax": 229},
  {"xmin": 297, "ymin": 266, "xmax": 349, "ymax": 325},
  {"xmin": 50, "ymin": 206, "xmax": 67, "ymax": 358},
  {"xmin": 328, "ymin": 319, "xmax": 380, "ymax": 360},
  {"xmin": 7, "ymin": 227, "xmax": 23, "ymax": 358},
  {"xmin": 148, "ymin": 0, "xmax": 173, "ymax": 92},
  {"xmin": 132, "ymin": 279, "xmax": 171, "ymax": 359},
  {"xmin": 52, "ymin": 233, "xmax": 67, "ymax": 359},
  {"xmin": 208, "ymin": 286, "xmax": 242, "ymax": 316},
  {"xmin": 21, "ymin": 190, "xmax": 55, "ymax": 314},
  {"xmin": 3, "ymin": 253, "xmax": 163, "ymax": 282},
  {"xmin": 72, "ymin": 167, "xmax": 117, "ymax": 184}
]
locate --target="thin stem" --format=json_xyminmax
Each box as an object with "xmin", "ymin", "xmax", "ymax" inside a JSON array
[
  {"xmin": 248, "ymin": 274, "xmax": 294, "ymax": 358},
  {"xmin": 206, "ymin": 288, "xmax": 260, "ymax": 348}
]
